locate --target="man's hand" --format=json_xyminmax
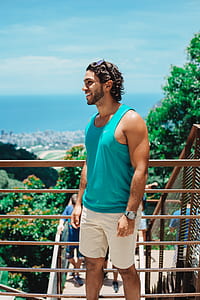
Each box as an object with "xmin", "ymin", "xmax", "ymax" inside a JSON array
[
  {"xmin": 57, "ymin": 224, "xmax": 64, "ymax": 235},
  {"xmin": 71, "ymin": 205, "xmax": 82, "ymax": 229},
  {"xmin": 117, "ymin": 215, "xmax": 135, "ymax": 237}
]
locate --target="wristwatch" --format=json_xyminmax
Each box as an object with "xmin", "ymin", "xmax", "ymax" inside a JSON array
[{"xmin": 124, "ymin": 211, "xmax": 137, "ymax": 220}]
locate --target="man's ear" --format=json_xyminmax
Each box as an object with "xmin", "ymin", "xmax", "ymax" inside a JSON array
[{"xmin": 105, "ymin": 80, "xmax": 113, "ymax": 90}]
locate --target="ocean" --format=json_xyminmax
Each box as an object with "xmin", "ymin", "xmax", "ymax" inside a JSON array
[{"xmin": 0, "ymin": 94, "xmax": 162, "ymax": 133}]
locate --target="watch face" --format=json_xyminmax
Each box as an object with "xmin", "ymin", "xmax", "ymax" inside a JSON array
[{"xmin": 125, "ymin": 211, "xmax": 136, "ymax": 220}]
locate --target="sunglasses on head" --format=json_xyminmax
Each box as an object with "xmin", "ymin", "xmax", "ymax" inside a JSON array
[{"xmin": 95, "ymin": 59, "xmax": 105, "ymax": 66}]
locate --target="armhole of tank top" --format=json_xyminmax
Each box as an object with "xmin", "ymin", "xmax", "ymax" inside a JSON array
[
  {"xmin": 114, "ymin": 107, "xmax": 135, "ymax": 129},
  {"xmin": 113, "ymin": 108, "xmax": 135, "ymax": 145}
]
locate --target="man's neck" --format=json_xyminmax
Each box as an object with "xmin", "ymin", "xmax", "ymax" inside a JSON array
[{"xmin": 96, "ymin": 97, "xmax": 121, "ymax": 118}]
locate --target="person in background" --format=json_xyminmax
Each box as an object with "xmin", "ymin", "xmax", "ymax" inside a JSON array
[
  {"xmin": 169, "ymin": 202, "xmax": 191, "ymax": 265},
  {"xmin": 138, "ymin": 196, "xmax": 147, "ymax": 241},
  {"xmin": 57, "ymin": 194, "xmax": 84, "ymax": 286},
  {"xmin": 104, "ymin": 248, "xmax": 119, "ymax": 293},
  {"xmin": 71, "ymin": 60, "xmax": 149, "ymax": 300},
  {"xmin": 169, "ymin": 202, "xmax": 191, "ymax": 239},
  {"xmin": 139, "ymin": 182, "xmax": 159, "ymax": 240}
]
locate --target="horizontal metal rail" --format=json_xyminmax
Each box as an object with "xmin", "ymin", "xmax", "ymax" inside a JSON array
[
  {"xmin": 0, "ymin": 284, "xmax": 44, "ymax": 300},
  {"xmin": 0, "ymin": 188, "xmax": 79, "ymax": 193},
  {"xmin": 0, "ymin": 214, "xmax": 200, "ymax": 219},
  {"xmin": 0, "ymin": 291, "xmax": 200, "ymax": 298},
  {"xmin": 0, "ymin": 160, "xmax": 85, "ymax": 167},
  {"xmin": 0, "ymin": 188, "xmax": 200, "ymax": 194},
  {"xmin": 0, "ymin": 159, "xmax": 199, "ymax": 167},
  {"xmin": 0, "ymin": 240, "xmax": 199, "ymax": 246},
  {"xmin": 1, "ymin": 266, "xmax": 200, "ymax": 273}
]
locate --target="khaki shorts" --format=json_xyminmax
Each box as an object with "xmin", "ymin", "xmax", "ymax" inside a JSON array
[{"xmin": 80, "ymin": 206, "xmax": 141, "ymax": 269}]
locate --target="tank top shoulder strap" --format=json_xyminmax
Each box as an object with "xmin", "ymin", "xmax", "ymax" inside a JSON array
[{"xmin": 108, "ymin": 104, "xmax": 134, "ymax": 128}]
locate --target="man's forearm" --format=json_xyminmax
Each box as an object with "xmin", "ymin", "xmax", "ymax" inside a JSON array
[
  {"xmin": 76, "ymin": 162, "xmax": 87, "ymax": 206},
  {"xmin": 71, "ymin": 163, "xmax": 87, "ymax": 228},
  {"xmin": 126, "ymin": 169, "xmax": 148, "ymax": 212}
]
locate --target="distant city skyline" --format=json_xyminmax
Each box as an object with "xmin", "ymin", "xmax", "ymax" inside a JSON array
[
  {"xmin": 0, "ymin": 128, "xmax": 84, "ymax": 152},
  {"xmin": 0, "ymin": 0, "xmax": 199, "ymax": 96}
]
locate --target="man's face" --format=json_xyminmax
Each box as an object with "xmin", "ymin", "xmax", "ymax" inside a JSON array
[{"xmin": 82, "ymin": 70, "xmax": 104, "ymax": 105}]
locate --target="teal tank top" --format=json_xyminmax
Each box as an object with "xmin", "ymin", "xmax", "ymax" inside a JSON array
[{"xmin": 82, "ymin": 104, "xmax": 134, "ymax": 213}]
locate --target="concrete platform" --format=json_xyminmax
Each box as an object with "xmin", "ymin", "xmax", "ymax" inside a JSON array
[
  {"xmin": 61, "ymin": 250, "xmax": 175, "ymax": 300},
  {"xmin": 62, "ymin": 269, "xmax": 124, "ymax": 300}
]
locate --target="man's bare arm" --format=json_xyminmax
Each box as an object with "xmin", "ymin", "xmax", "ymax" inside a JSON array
[
  {"xmin": 117, "ymin": 111, "xmax": 149, "ymax": 237},
  {"xmin": 126, "ymin": 113, "xmax": 149, "ymax": 212}
]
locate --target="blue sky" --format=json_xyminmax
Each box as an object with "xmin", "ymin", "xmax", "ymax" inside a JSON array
[{"xmin": 0, "ymin": 0, "xmax": 199, "ymax": 95}]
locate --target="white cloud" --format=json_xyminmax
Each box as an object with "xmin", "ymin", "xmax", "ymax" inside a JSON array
[
  {"xmin": 0, "ymin": 56, "xmax": 85, "ymax": 74},
  {"xmin": 0, "ymin": 0, "xmax": 198, "ymax": 95},
  {"xmin": 0, "ymin": 24, "xmax": 46, "ymax": 35},
  {"xmin": 0, "ymin": 56, "xmax": 89, "ymax": 94}
]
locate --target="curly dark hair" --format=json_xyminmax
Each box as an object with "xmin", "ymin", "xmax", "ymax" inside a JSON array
[{"xmin": 86, "ymin": 60, "xmax": 124, "ymax": 102}]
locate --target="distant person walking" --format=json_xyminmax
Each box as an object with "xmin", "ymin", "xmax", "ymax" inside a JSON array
[
  {"xmin": 57, "ymin": 194, "xmax": 84, "ymax": 286},
  {"xmin": 169, "ymin": 202, "xmax": 191, "ymax": 265},
  {"xmin": 139, "ymin": 182, "xmax": 158, "ymax": 241}
]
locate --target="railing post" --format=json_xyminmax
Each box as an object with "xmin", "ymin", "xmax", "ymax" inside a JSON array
[
  {"xmin": 57, "ymin": 244, "xmax": 62, "ymax": 299},
  {"xmin": 145, "ymin": 228, "xmax": 151, "ymax": 294},
  {"xmin": 157, "ymin": 194, "xmax": 165, "ymax": 297}
]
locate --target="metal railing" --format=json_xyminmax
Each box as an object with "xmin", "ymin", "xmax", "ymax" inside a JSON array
[{"xmin": 0, "ymin": 158, "xmax": 200, "ymax": 299}]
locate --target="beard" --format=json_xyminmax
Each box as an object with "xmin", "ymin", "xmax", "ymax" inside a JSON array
[{"xmin": 88, "ymin": 86, "xmax": 104, "ymax": 105}]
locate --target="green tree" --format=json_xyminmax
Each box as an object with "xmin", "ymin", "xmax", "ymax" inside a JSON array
[
  {"xmin": 0, "ymin": 175, "xmax": 59, "ymax": 293},
  {"xmin": 0, "ymin": 169, "xmax": 24, "ymax": 191},
  {"xmin": 146, "ymin": 32, "xmax": 200, "ymax": 186},
  {"xmin": 0, "ymin": 142, "xmax": 58, "ymax": 187},
  {"xmin": 51, "ymin": 144, "xmax": 86, "ymax": 209},
  {"xmin": 0, "ymin": 145, "xmax": 86, "ymax": 293}
]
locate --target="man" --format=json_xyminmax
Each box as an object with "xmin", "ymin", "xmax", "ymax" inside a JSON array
[
  {"xmin": 57, "ymin": 194, "xmax": 84, "ymax": 286},
  {"xmin": 71, "ymin": 60, "xmax": 149, "ymax": 300}
]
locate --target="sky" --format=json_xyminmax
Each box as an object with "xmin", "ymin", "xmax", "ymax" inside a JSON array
[{"xmin": 0, "ymin": 0, "xmax": 199, "ymax": 96}]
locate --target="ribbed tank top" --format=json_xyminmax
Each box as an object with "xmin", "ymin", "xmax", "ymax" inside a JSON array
[{"xmin": 82, "ymin": 104, "xmax": 134, "ymax": 213}]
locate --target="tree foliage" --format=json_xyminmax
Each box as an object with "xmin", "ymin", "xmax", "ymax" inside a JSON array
[
  {"xmin": 0, "ymin": 169, "xmax": 24, "ymax": 191},
  {"xmin": 0, "ymin": 144, "xmax": 86, "ymax": 293},
  {"xmin": 146, "ymin": 32, "xmax": 200, "ymax": 186},
  {"xmin": 0, "ymin": 175, "xmax": 60, "ymax": 292},
  {"xmin": 0, "ymin": 142, "xmax": 58, "ymax": 187},
  {"xmin": 50, "ymin": 144, "xmax": 86, "ymax": 208}
]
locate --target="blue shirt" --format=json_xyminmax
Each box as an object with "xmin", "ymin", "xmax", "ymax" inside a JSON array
[
  {"xmin": 62, "ymin": 205, "xmax": 80, "ymax": 242},
  {"xmin": 169, "ymin": 208, "xmax": 190, "ymax": 241}
]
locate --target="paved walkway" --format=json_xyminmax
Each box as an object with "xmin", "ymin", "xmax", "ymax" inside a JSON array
[
  {"xmin": 61, "ymin": 250, "xmax": 175, "ymax": 300},
  {"xmin": 62, "ymin": 267, "xmax": 124, "ymax": 300}
]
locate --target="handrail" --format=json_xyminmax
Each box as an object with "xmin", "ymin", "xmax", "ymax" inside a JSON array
[
  {"xmin": 0, "ymin": 291, "xmax": 200, "ymax": 298},
  {"xmin": 0, "ymin": 188, "xmax": 200, "ymax": 193},
  {"xmin": 0, "ymin": 159, "xmax": 199, "ymax": 167},
  {"xmin": 151, "ymin": 124, "xmax": 200, "ymax": 218},
  {"xmin": 0, "ymin": 154, "xmax": 200, "ymax": 299},
  {"xmin": 47, "ymin": 233, "xmax": 61, "ymax": 300},
  {"xmin": 1, "ymin": 214, "xmax": 200, "ymax": 219},
  {"xmin": 1, "ymin": 266, "xmax": 200, "ymax": 273},
  {"xmin": 0, "ymin": 283, "xmax": 44, "ymax": 299},
  {"xmin": 0, "ymin": 240, "xmax": 199, "ymax": 246},
  {"xmin": 138, "ymin": 231, "xmax": 146, "ymax": 300},
  {"xmin": 0, "ymin": 160, "xmax": 85, "ymax": 167}
]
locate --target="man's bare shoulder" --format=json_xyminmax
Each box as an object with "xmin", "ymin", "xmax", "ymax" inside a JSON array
[{"xmin": 122, "ymin": 109, "xmax": 147, "ymax": 131}]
